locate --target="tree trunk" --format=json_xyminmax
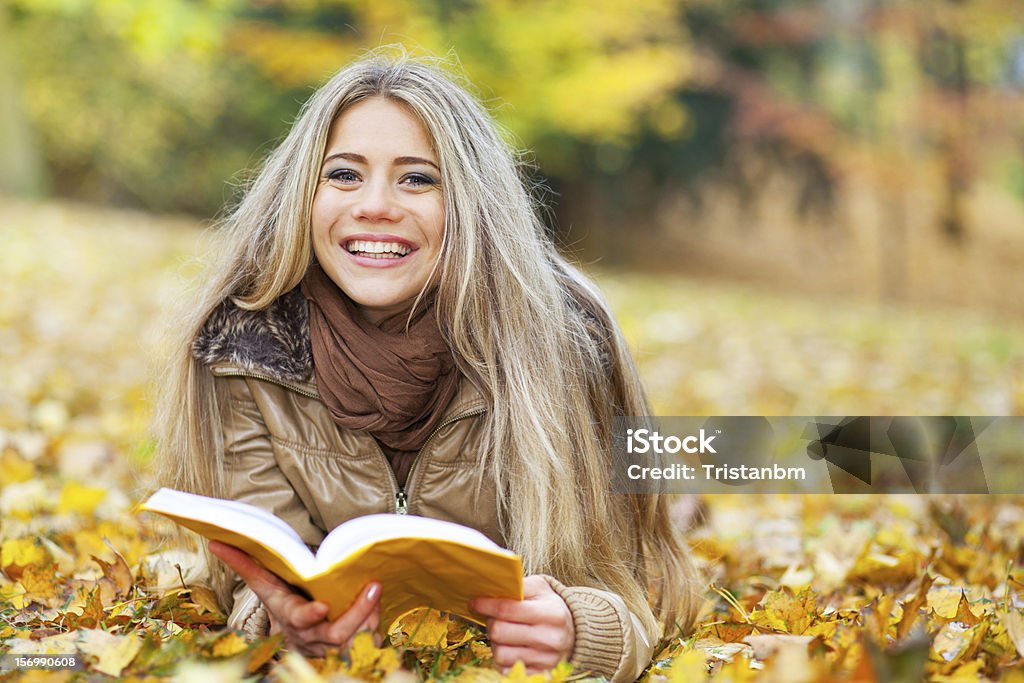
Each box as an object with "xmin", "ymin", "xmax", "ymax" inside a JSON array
[{"xmin": 0, "ymin": 7, "xmax": 48, "ymax": 199}]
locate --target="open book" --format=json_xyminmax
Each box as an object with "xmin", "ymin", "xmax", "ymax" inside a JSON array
[{"xmin": 139, "ymin": 488, "xmax": 523, "ymax": 629}]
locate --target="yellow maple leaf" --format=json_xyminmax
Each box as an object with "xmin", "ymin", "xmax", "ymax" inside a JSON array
[
  {"xmin": 847, "ymin": 550, "xmax": 920, "ymax": 585},
  {"xmin": 928, "ymin": 586, "xmax": 980, "ymax": 625},
  {"xmin": 751, "ymin": 589, "xmax": 816, "ymax": 634},
  {"xmin": 410, "ymin": 609, "xmax": 450, "ymax": 647},
  {"xmin": 71, "ymin": 585, "xmax": 106, "ymax": 629},
  {"xmin": 0, "ymin": 451, "xmax": 34, "ymax": 484},
  {"xmin": 444, "ymin": 619, "xmax": 479, "ymax": 651},
  {"xmin": 469, "ymin": 639, "xmax": 493, "ymax": 662},
  {"xmin": 3, "ymin": 580, "xmax": 27, "ymax": 609},
  {"xmin": 667, "ymin": 649, "xmax": 708, "ymax": 682},
  {"xmin": 348, "ymin": 631, "xmax": 401, "ymax": 677},
  {"xmin": 57, "ymin": 480, "xmax": 107, "ymax": 516},
  {"xmin": 211, "ymin": 631, "xmax": 249, "ymax": 657},
  {"xmin": 1, "ymin": 537, "xmax": 50, "ymax": 579},
  {"xmin": 18, "ymin": 562, "xmax": 59, "ymax": 605}
]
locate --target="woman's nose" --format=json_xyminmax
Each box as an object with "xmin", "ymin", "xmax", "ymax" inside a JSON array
[{"xmin": 352, "ymin": 180, "xmax": 402, "ymax": 222}]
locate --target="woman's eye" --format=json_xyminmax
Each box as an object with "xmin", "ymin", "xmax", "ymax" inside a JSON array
[
  {"xmin": 326, "ymin": 169, "xmax": 359, "ymax": 183},
  {"xmin": 402, "ymin": 173, "xmax": 438, "ymax": 188}
]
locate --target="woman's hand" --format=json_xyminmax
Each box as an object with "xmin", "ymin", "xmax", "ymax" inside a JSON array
[
  {"xmin": 471, "ymin": 575, "xmax": 575, "ymax": 673},
  {"xmin": 209, "ymin": 540, "xmax": 380, "ymax": 656}
]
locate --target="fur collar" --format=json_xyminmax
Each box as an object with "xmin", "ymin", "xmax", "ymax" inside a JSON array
[{"xmin": 192, "ymin": 289, "xmax": 312, "ymax": 383}]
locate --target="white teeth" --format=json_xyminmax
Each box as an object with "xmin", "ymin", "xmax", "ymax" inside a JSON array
[{"xmin": 346, "ymin": 240, "xmax": 411, "ymax": 256}]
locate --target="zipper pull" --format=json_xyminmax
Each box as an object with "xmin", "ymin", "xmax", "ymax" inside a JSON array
[{"xmin": 396, "ymin": 490, "xmax": 408, "ymax": 515}]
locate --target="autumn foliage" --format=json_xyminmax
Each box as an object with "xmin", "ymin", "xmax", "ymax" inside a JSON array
[{"xmin": 2, "ymin": 203, "xmax": 1024, "ymax": 681}]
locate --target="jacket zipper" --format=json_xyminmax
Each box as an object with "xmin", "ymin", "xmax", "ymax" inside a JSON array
[
  {"xmin": 210, "ymin": 368, "xmax": 320, "ymax": 400},
  {"xmin": 214, "ymin": 366, "xmax": 485, "ymax": 516},
  {"xmin": 386, "ymin": 407, "xmax": 487, "ymax": 515}
]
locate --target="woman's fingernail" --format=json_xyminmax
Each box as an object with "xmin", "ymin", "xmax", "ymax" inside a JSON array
[{"xmin": 366, "ymin": 583, "xmax": 380, "ymax": 601}]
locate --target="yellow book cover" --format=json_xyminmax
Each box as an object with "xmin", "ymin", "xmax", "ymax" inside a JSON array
[{"xmin": 139, "ymin": 488, "xmax": 523, "ymax": 629}]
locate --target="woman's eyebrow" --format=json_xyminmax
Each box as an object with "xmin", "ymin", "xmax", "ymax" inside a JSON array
[
  {"xmin": 393, "ymin": 156, "xmax": 439, "ymax": 170},
  {"xmin": 322, "ymin": 151, "xmax": 438, "ymax": 170}
]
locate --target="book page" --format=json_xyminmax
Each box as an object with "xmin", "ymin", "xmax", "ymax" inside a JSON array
[
  {"xmin": 141, "ymin": 488, "xmax": 317, "ymax": 576},
  {"xmin": 315, "ymin": 514, "xmax": 508, "ymax": 569}
]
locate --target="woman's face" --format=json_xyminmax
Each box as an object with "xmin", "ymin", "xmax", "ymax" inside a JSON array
[{"xmin": 311, "ymin": 97, "xmax": 444, "ymax": 325}]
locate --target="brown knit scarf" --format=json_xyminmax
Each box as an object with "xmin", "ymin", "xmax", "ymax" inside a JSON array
[{"xmin": 299, "ymin": 264, "xmax": 460, "ymax": 459}]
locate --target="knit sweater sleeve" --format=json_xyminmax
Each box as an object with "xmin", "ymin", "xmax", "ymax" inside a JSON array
[
  {"xmin": 228, "ymin": 582, "xmax": 270, "ymax": 641},
  {"xmin": 541, "ymin": 576, "xmax": 656, "ymax": 683}
]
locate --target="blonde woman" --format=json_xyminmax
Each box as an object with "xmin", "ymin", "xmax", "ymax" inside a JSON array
[{"xmin": 154, "ymin": 48, "xmax": 700, "ymax": 682}]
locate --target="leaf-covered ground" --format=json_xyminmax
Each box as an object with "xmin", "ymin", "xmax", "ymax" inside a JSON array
[{"xmin": 1, "ymin": 200, "xmax": 1023, "ymax": 681}]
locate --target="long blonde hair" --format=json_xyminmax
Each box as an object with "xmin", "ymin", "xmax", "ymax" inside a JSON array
[{"xmin": 155, "ymin": 46, "xmax": 700, "ymax": 637}]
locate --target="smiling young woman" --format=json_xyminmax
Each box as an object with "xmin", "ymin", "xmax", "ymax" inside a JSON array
[
  {"xmin": 153, "ymin": 47, "xmax": 700, "ymax": 682},
  {"xmin": 311, "ymin": 97, "xmax": 445, "ymax": 324}
]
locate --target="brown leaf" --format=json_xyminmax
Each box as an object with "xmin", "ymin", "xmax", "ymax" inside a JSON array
[
  {"xmin": 17, "ymin": 562, "xmax": 60, "ymax": 606},
  {"xmin": 950, "ymin": 592, "xmax": 981, "ymax": 627},
  {"xmin": 701, "ymin": 622, "xmax": 756, "ymax": 643},
  {"xmin": 864, "ymin": 593, "xmax": 896, "ymax": 641},
  {"xmin": 896, "ymin": 573, "xmax": 934, "ymax": 640},
  {"xmin": 149, "ymin": 587, "xmax": 226, "ymax": 626},
  {"xmin": 67, "ymin": 585, "xmax": 105, "ymax": 629},
  {"xmin": 91, "ymin": 543, "xmax": 133, "ymax": 598},
  {"xmin": 187, "ymin": 585, "xmax": 225, "ymax": 618}
]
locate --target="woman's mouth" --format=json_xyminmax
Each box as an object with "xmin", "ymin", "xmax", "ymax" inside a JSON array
[{"xmin": 344, "ymin": 239, "xmax": 413, "ymax": 260}]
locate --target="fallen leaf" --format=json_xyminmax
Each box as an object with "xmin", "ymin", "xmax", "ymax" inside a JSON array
[
  {"xmin": 896, "ymin": 573, "xmax": 934, "ymax": 639},
  {"xmin": 17, "ymin": 562, "xmax": 59, "ymax": 606},
  {"xmin": 210, "ymin": 631, "xmax": 249, "ymax": 657},
  {"xmin": 57, "ymin": 481, "xmax": 107, "ymax": 516},
  {"xmin": 91, "ymin": 543, "xmax": 133, "ymax": 598},
  {"xmin": 930, "ymin": 659, "xmax": 986, "ymax": 682},
  {"xmin": 3, "ymin": 580, "xmax": 28, "ymax": 609},
  {"xmin": 1, "ymin": 537, "xmax": 50, "ymax": 579},
  {"xmin": 751, "ymin": 589, "xmax": 817, "ymax": 634},
  {"xmin": 666, "ymin": 649, "xmax": 708, "ymax": 682},
  {"xmin": 347, "ymin": 631, "xmax": 401, "ymax": 677},
  {"xmin": 67, "ymin": 585, "xmax": 105, "ymax": 629},
  {"xmin": 77, "ymin": 628, "xmax": 142, "ymax": 677},
  {"xmin": 245, "ymin": 634, "xmax": 283, "ymax": 674},
  {"xmin": 409, "ymin": 609, "xmax": 449, "ymax": 647},
  {"xmin": 0, "ymin": 451, "xmax": 34, "ymax": 484},
  {"xmin": 998, "ymin": 610, "xmax": 1024, "ymax": 658}
]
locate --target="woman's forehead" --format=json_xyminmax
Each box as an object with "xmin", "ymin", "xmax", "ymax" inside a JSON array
[{"xmin": 323, "ymin": 97, "xmax": 437, "ymax": 162}]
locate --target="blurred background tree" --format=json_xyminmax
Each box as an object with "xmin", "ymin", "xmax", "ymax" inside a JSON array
[{"xmin": 4, "ymin": 0, "xmax": 1024, "ymax": 314}]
